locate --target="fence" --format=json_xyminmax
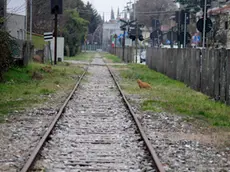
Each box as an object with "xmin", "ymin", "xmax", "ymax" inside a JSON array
[
  {"xmin": 146, "ymin": 48, "xmax": 230, "ymax": 104},
  {"xmin": 14, "ymin": 40, "xmax": 34, "ymax": 66},
  {"xmin": 110, "ymin": 47, "xmax": 134, "ymax": 63},
  {"xmin": 82, "ymin": 44, "xmax": 103, "ymax": 51}
]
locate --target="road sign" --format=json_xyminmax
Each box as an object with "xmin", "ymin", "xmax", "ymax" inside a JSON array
[
  {"xmin": 120, "ymin": 24, "xmax": 128, "ymax": 28},
  {"xmin": 44, "ymin": 32, "xmax": 53, "ymax": 41},
  {"xmin": 120, "ymin": 19, "xmax": 128, "ymax": 24},
  {"xmin": 196, "ymin": 18, "xmax": 213, "ymax": 33}
]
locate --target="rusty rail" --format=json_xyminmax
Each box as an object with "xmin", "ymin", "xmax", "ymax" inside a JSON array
[
  {"xmin": 106, "ymin": 64, "xmax": 165, "ymax": 172},
  {"xmin": 20, "ymin": 67, "xmax": 88, "ymax": 172}
]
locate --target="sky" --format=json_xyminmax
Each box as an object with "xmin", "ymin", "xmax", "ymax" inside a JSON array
[
  {"xmin": 7, "ymin": 0, "xmax": 132, "ymax": 20},
  {"xmin": 83, "ymin": 0, "xmax": 131, "ymax": 20}
]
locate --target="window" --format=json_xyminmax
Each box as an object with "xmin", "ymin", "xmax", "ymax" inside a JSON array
[{"xmin": 17, "ymin": 30, "xmax": 19, "ymax": 39}]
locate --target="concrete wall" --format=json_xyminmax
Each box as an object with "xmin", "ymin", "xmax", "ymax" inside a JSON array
[
  {"xmin": 50, "ymin": 37, "xmax": 65, "ymax": 62},
  {"xmin": 6, "ymin": 13, "xmax": 26, "ymax": 40}
]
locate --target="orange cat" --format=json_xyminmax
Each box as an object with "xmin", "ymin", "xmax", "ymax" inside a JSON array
[{"xmin": 137, "ymin": 79, "xmax": 152, "ymax": 89}]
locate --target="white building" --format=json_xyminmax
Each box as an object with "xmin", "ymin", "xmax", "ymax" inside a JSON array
[{"xmin": 6, "ymin": 13, "xmax": 26, "ymax": 40}]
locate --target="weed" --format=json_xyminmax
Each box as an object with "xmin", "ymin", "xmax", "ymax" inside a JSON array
[
  {"xmin": 40, "ymin": 88, "xmax": 55, "ymax": 95},
  {"xmin": 0, "ymin": 62, "xmax": 84, "ymax": 120},
  {"xmin": 65, "ymin": 52, "xmax": 94, "ymax": 62},
  {"xmin": 117, "ymin": 64, "xmax": 230, "ymax": 127},
  {"xmin": 103, "ymin": 53, "xmax": 121, "ymax": 63},
  {"xmin": 54, "ymin": 80, "xmax": 60, "ymax": 85}
]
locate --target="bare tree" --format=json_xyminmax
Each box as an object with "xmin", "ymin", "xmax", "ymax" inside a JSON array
[{"xmin": 135, "ymin": 0, "xmax": 176, "ymax": 28}]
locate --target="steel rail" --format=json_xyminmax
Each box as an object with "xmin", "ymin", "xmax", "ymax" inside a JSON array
[
  {"xmin": 105, "ymin": 64, "xmax": 165, "ymax": 172},
  {"xmin": 20, "ymin": 66, "xmax": 88, "ymax": 172}
]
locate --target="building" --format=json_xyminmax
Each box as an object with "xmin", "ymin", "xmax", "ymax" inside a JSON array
[
  {"xmin": 102, "ymin": 8, "xmax": 125, "ymax": 51},
  {"xmin": 6, "ymin": 13, "xmax": 26, "ymax": 40},
  {"xmin": 207, "ymin": 1, "xmax": 230, "ymax": 48},
  {"xmin": 102, "ymin": 20, "xmax": 123, "ymax": 50}
]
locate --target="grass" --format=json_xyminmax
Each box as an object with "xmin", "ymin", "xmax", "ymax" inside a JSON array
[
  {"xmin": 64, "ymin": 52, "xmax": 94, "ymax": 62},
  {"xmin": 27, "ymin": 34, "xmax": 47, "ymax": 49},
  {"xmin": 117, "ymin": 64, "xmax": 230, "ymax": 128},
  {"xmin": 103, "ymin": 53, "xmax": 122, "ymax": 63},
  {"xmin": 0, "ymin": 62, "xmax": 84, "ymax": 122}
]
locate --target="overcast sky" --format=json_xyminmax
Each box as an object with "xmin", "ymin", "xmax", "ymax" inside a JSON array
[{"xmin": 7, "ymin": 0, "xmax": 130, "ymax": 20}]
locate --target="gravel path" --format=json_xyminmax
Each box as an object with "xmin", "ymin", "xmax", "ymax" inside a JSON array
[
  {"xmin": 32, "ymin": 57, "xmax": 156, "ymax": 171},
  {"xmin": 0, "ymin": 108, "xmax": 57, "ymax": 172}
]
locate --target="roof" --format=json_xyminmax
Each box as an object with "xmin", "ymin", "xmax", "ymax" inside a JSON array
[{"xmin": 208, "ymin": 5, "xmax": 230, "ymax": 15}]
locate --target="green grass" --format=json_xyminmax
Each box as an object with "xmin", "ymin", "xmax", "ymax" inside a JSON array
[
  {"xmin": 27, "ymin": 34, "xmax": 47, "ymax": 49},
  {"xmin": 103, "ymin": 53, "xmax": 122, "ymax": 63},
  {"xmin": 65, "ymin": 52, "xmax": 94, "ymax": 62},
  {"xmin": 118, "ymin": 64, "xmax": 230, "ymax": 127},
  {"xmin": 0, "ymin": 62, "xmax": 84, "ymax": 122}
]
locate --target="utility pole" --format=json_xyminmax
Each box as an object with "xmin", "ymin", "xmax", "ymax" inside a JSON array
[
  {"xmin": 202, "ymin": 0, "xmax": 207, "ymax": 48},
  {"xmin": 25, "ymin": 0, "xmax": 27, "ymax": 40},
  {"xmin": 183, "ymin": 12, "xmax": 187, "ymax": 48},
  {"xmin": 134, "ymin": 0, "xmax": 138, "ymax": 63},
  {"xmin": 30, "ymin": 0, "xmax": 32, "ymax": 41}
]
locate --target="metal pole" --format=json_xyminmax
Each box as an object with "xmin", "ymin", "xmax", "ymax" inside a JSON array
[
  {"xmin": 134, "ymin": 0, "xmax": 138, "ymax": 63},
  {"xmin": 135, "ymin": 23, "xmax": 138, "ymax": 63},
  {"xmin": 115, "ymin": 37, "xmax": 117, "ymax": 55},
  {"xmin": 30, "ymin": 0, "xmax": 32, "ymax": 41},
  {"xmin": 122, "ymin": 29, "xmax": 125, "ymax": 61},
  {"xmin": 183, "ymin": 12, "xmax": 187, "ymax": 48},
  {"xmin": 170, "ymin": 20, "xmax": 173, "ymax": 48},
  {"xmin": 25, "ymin": 0, "xmax": 27, "ymax": 40},
  {"xmin": 54, "ymin": 12, "xmax": 58, "ymax": 65},
  {"xmin": 49, "ymin": 41, "xmax": 53, "ymax": 65},
  {"xmin": 202, "ymin": 0, "xmax": 207, "ymax": 48},
  {"xmin": 177, "ymin": 10, "xmax": 181, "ymax": 48}
]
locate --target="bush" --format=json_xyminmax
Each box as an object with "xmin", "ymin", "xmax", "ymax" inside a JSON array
[{"xmin": 0, "ymin": 30, "xmax": 19, "ymax": 81}]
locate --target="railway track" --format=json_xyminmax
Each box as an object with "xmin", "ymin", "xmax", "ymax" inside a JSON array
[{"xmin": 20, "ymin": 55, "xmax": 165, "ymax": 172}]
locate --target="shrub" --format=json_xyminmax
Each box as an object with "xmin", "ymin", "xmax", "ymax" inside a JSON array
[{"xmin": 0, "ymin": 30, "xmax": 19, "ymax": 81}]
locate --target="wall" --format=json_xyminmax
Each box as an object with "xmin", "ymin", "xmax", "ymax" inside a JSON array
[
  {"xmin": 50, "ymin": 37, "xmax": 64, "ymax": 62},
  {"xmin": 6, "ymin": 13, "xmax": 26, "ymax": 40},
  {"xmin": 146, "ymin": 48, "xmax": 230, "ymax": 104}
]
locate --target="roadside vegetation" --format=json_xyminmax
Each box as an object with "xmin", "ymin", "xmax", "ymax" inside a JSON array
[
  {"xmin": 29, "ymin": 34, "xmax": 47, "ymax": 49},
  {"xmin": 103, "ymin": 53, "xmax": 122, "ymax": 63},
  {"xmin": 116, "ymin": 64, "xmax": 230, "ymax": 128},
  {"xmin": 0, "ymin": 62, "xmax": 84, "ymax": 122},
  {"xmin": 64, "ymin": 52, "xmax": 94, "ymax": 62}
]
